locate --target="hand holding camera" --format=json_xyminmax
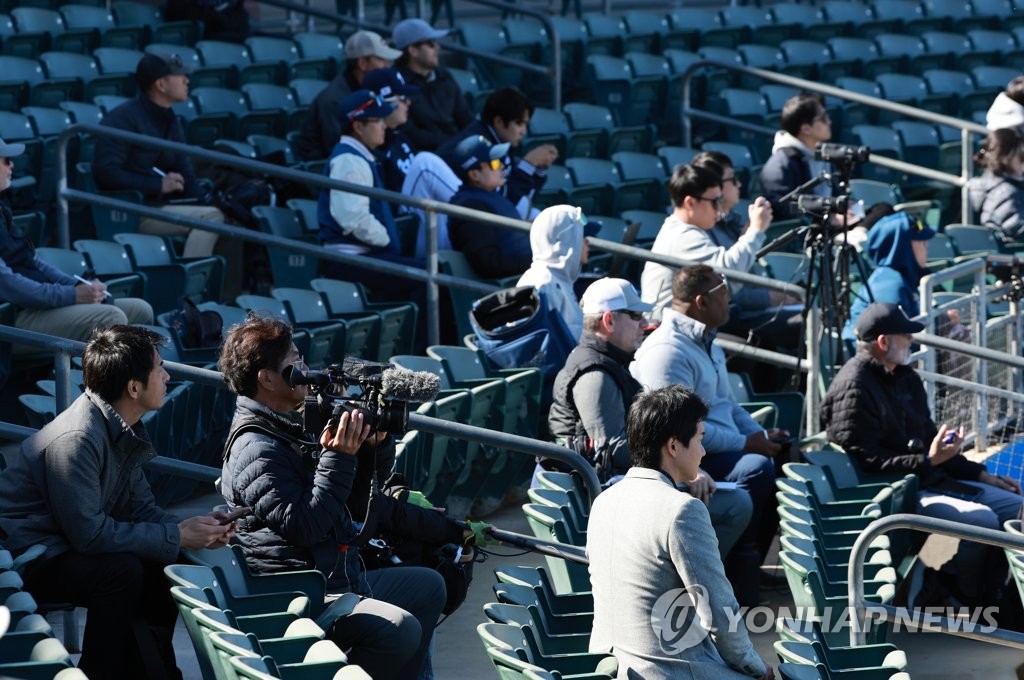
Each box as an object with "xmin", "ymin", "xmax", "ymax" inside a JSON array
[{"xmin": 320, "ymin": 409, "xmax": 371, "ymax": 455}]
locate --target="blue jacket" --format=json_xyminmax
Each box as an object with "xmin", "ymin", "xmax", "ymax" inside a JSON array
[
  {"xmin": 94, "ymin": 94, "xmax": 205, "ymax": 203},
  {"xmin": 448, "ymin": 184, "xmax": 530, "ymax": 279},
  {"xmin": 844, "ymin": 212, "xmax": 925, "ymax": 341},
  {"xmin": 0, "ymin": 203, "xmax": 77, "ymax": 310},
  {"xmin": 318, "ymin": 141, "xmax": 401, "ymax": 255}
]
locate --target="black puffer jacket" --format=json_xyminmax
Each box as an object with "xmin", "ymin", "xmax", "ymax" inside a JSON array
[
  {"xmin": 820, "ymin": 352, "xmax": 984, "ymax": 488},
  {"xmin": 220, "ymin": 397, "xmax": 369, "ymax": 594},
  {"xmin": 220, "ymin": 397, "xmax": 464, "ymax": 594}
]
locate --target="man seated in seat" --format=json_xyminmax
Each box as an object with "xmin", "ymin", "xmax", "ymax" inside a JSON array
[
  {"xmin": 447, "ymin": 135, "xmax": 531, "ymax": 279},
  {"xmin": 218, "ymin": 313, "xmax": 473, "ymax": 680},
  {"xmin": 759, "ymin": 92, "xmax": 837, "ymax": 220},
  {"xmin": 0, "ymin": 138, "xmax": 152, "ymax": 355},
  {"xmin": 293, "ymin": 30, "xmax": 402, "ymax": 162},
  {"xmin": 548, "ymin": 277, "xmax": 753, "ymax": 558},
  {"xmin": 632, "ymin": 264, "xmax": 783, "ymax": 606},
  {"xmin": 0, "ymin": 325, "xmax": 234, "ymax": 680},
  {"xmin": 392, "ymin": 18, "xmax": 473, "ymax": 152},
  {"xmin": 640, "ymin": 162, "xmax": 773, "ymax": 322},
  {"xmin": 438, "ymin": 87, "xmax": 558, "ymax": 218},
  {"xmin": 587, "ymin": 384, "xmax": 773, "ymax": 680},
  {"xmin": 93, "ymin": 53, "xmax": 226, "ymax": 260},
  {"xmin": 822, "ymin": 302, "xmax": 1023, "ymax": 608}
]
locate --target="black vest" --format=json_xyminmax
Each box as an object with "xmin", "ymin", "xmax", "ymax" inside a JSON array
[{"xmin": 548, "ymin": 332, "xmax": 642, "ymax": 441}]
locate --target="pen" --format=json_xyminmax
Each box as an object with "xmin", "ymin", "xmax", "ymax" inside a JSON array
[
  {"xmin": 152, "ymin": 167, "xmax": 166, "ymax": 177},
  {"xmin": 74, "ymin": 274, "xmax": 112, "ymax": 299}
]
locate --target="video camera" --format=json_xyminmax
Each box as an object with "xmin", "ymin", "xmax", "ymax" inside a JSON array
[{"xmin": 284, "ymin": 357, "xmax": 440, "ymax": 436}]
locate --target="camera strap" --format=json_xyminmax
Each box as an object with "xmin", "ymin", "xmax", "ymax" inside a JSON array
[{"xmin": 221, "ymin": 416, "xmax": 320, "ymax": 464}]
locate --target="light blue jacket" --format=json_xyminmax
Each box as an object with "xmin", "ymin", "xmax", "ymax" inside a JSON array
[{"xmin": 630, "ymin": 309, "xmax": 763, "ymax": 454}]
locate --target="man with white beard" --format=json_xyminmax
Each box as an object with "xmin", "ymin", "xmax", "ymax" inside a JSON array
[{"xmin": 821, "ymin": 302, "xmax": 1022, "ymax": 609}]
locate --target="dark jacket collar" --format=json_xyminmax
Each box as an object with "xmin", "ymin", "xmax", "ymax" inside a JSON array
[
  {"xmin": 579, "ymin": 331, "xmax": 635, "ymax": 366},
  {"xmin": 84, "ymin": 389, "xmax": 155, "ymax": 463},
  {"xmin": 235, "ymin": 395, "xmax": 307, "ymax": 438}
]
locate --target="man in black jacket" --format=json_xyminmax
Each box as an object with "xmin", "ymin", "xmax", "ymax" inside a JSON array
[
  {"xmin": 218, "ymin": 313, "xmax": 473, "ymax": 680},
  {"xmin": 821, "ymin": 302, "xmax": 1022, "ymax": 606},
  {"xmin": 93, "ymin": 53, "xmax": 225, "ymax": 259},
  {"xmin": 392, "ymin": 18, "xmax": 473, "ymax": 152},
  {"xmin": 292, "ymin": 31, "xmax": 401, "ymax": 162}
]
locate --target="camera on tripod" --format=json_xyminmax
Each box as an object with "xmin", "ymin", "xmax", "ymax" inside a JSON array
[
  {"xmin": 815, "ymin": 143, "xmax": 870, "ymax": 164},
  {"xmin": 794, "ymin": 194, "xmax": 848, "ymax": 215},
  {"xmin": 284, "ymin": 357, "xmax": 440, "ymax": 436}
]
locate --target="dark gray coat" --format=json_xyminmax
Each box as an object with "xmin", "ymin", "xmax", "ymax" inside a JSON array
[
  {"xmin": 967, "ymin": 171, "xmax": 1024, "ymax": 244},
  {"xmin": 0, "ymin": 391, "xmax": 181, "ymax": 562}
]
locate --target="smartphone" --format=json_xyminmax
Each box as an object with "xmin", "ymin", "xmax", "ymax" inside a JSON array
[
  {"xmin": 219, "ymin": 506, "xmax": 252, "ymax": 525},
  {"xmin": 943, "ymin": 431, "xmax": 959, "ymax": 444}
]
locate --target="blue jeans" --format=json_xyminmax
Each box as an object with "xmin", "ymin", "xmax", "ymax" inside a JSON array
[{"xmin": 918, "ymin": 479, "xmax": 1024, "ymax": 603}]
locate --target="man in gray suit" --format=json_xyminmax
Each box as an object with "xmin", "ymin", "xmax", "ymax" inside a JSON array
[{"xmin": 587, "ymin": 385, "xmax": 772, "ymax": 680}]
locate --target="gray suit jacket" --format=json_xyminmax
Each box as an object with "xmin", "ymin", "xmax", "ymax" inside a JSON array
[{"xmin": 587, "ymin": 467, "xmax": 766, "ymax": 679}]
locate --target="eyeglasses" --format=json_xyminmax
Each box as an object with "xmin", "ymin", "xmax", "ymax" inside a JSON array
[
  {"xmin": 694, "ymin": 194, "xmax": 724, "ymax": 209},
  {"xmin": 486, "ymin": 158, "xmax": 504, "ymax": 171},
  {"xmin": 814, "ymin": 111, "xmax": 831, "ymax": 123},
  {"xmin": 721, "ymin": 175, "xmax": 740, "ymax": 187},
  {"xmin": 703, "ymin": 276, "xmax": 729, "ymax": 296},
  {"xmin": 615, "ymin": 309, "xmax": 645, "ymax": 321}
]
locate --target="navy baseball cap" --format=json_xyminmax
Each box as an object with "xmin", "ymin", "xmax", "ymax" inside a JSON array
[
  {"xmin": 854, "ymin": 302, "xmax": 925, "ymax": 341},
  {"xmin": 361, "ymin": 68, "xmax": 419, "ymax": 100},
  {"xmin": 338, "ymin": 89, "xmax": 396, "ymax": 122},
  {"xmin": 135, "ymin": 53, "xmax": 191, "ymax": 90},
  {"xmin": 452, "ymin": 135, "xmax": 510, "ymax": 176}
]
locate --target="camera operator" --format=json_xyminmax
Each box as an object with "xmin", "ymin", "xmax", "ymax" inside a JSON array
[{"xmin": 218, "ymin": 313, "xmax": 473, "ymax": 680}]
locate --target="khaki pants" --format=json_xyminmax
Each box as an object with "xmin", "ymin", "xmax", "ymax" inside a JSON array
[
  {"xmin": 14, "ymin": 298, "xmax": 153, "ymax": 354},
  {"xmin": 139, "ymin": 204, "xmax": 225, "ymax": 258}
]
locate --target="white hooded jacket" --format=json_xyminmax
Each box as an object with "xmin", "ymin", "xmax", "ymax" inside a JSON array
[
  {"xmin": 516, "ymin": 205, "xmax": 587, "ymax": 340},
  {"xmin": 986, "ymin": 92, "xmax": 1024, "ymax": 131}
]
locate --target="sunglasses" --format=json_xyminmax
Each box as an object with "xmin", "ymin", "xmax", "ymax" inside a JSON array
[
  {"xmin": 703, "ymin": 276, "xmax": 729, "ymax": 296},
  {"xmin": 694, "ymin": 194, "xmax": 724, "ymax": 209},
  {"xmin": 721, "ymin": 175, "xmax": 740, "ymax": 187},
  {"xmin": 485, "ymin": 158, "xmax": 504, "ymax": 171},
  {"xmin": 616, "ymin": 310, "xmax": 645, "ymax": 321}
]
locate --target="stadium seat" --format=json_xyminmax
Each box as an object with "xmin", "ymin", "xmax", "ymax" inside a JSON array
[
  {"xmin": 311, "ymin": 278, "xmax": 416, "ymax": 360},
  {"xmin": 827, "ymin": 37, "xmax": 880, "ymax": 81},
  {"xmin": 773, "ymin": 3, "xmax": 836, "ymax": 42},
  {"xmin": 110, "ymin": 233, "xmax": 225, "ymax": 312},
  {"xmin": 621, "ymin": 10, "xmax": 667, "ymax": 54},
  {"xmin": 523, "ymin": 107, "xmax": 569, "ymax": 159},
  {"xmin": 582, "ymin": 14, "xmax": 624, "ymax": 57},
  {"xmin": 779, "ymin": 40, "xmax": 831, "ymax": 81},
  {"xmin": 250, "ymin": 206, "xmax": 318, "ymax": 288},
  {"xmin": 664, "ymin": 8, "xmax": 716, "ymax": 52}
]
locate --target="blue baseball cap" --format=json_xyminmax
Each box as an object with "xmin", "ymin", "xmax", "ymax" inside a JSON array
[
  {"xmin": 452, "ymin": 135, "xmax": 510, "ymax": 176},
  {"xmin": 361, "ymin": 68, "xmax": 419, "ymax": 100},
  {"xmin": 392, "ymin": 18, "xmax": 449, "ymax": 50},
  {"xmin": 338, "ymin": 89, "xmax": 396, "ymax": 122}
]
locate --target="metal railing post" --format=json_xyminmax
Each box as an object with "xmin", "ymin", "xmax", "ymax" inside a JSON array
[
  {"xmin": 53, "ymin": 350, "xmax": 73, "ymax": 414},
  {"xmin": 426, "ymin": 208, "xmax": 440, "ymax": 347}
]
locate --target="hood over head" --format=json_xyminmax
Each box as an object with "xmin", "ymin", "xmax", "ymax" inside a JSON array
[
  {"xmin": 865, "ymin": 211, "xmax": 934, "ymax": 284},
  {"xmin": 527, "ymin": 204, "xmax": 595, "ymax": 281}
]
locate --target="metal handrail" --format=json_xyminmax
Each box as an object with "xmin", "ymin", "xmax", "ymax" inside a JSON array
[
  {"xmin": 849, "ymin": 513, "xmax": 1024, "ymax": 649},
  {"xmin": 679, "ymin": 60, "xmax": 988, "ymax": 222},
  {"xmin": 0, "ymin": 324, "xmax": 602, "ymax": 499},
  {"xmin": 255, "ymin": 0, "xmax": 561, "ymax": 108}
]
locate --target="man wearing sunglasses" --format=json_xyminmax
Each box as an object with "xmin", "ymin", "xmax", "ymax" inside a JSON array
[
  {"xmin": 642, "ymin": 163, "xmax": 771, "ymax": 321},
  {"xmin": 439, "ymin": 87, "xmax": 558, "ymax": 219},
  {"xmin": 632, "ymin": 264, "xmax": 783, "ymax": 606},
  {"xmin": 447, "ymin": 135, "xmax": 531, "ymax": 278},
  {"xmin": 392, "ymin": 19, "xmax": 473, "ymax": 152}
]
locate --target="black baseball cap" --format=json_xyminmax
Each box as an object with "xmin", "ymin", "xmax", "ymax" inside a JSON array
[
  {"xmin": 854, "ymin": 302, "xmax": 925, "ymax": 341},
  {"xmin": 135, "ymin": 53, "xmax": 191, "ymax": 91}
]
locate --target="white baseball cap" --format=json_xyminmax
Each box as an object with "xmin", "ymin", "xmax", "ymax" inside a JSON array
[{"xmin": 580, "ymin": 278, "xmax": 653, "ymax": 314}]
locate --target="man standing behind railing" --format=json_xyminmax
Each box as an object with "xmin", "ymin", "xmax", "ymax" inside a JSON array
[{"xmin": 0, "ymin": 325, "xmax": 235, "ymax": 680}]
